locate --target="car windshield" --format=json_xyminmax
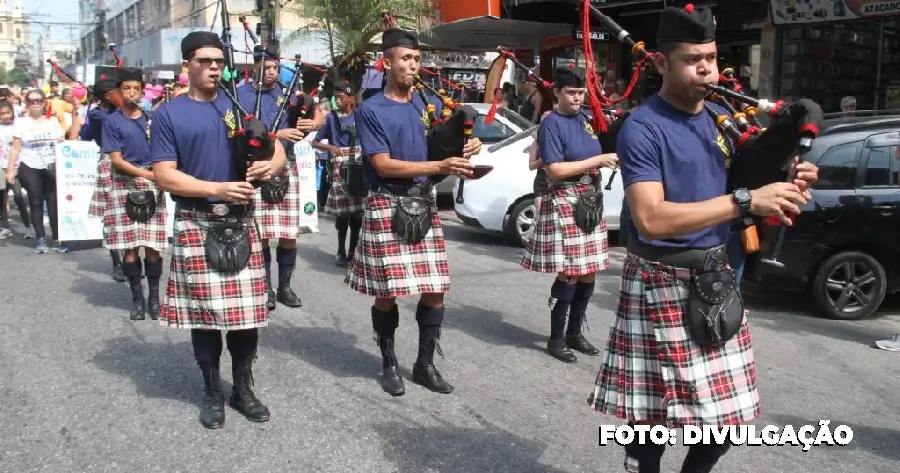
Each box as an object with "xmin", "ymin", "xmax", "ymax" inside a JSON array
[
  {"xmin": 471, "ymin": 107, "xmax": 534, "ymax": 143},
  {"xmin": 495, "ymin": 107, "xmax": 533, "ymax": 130}
]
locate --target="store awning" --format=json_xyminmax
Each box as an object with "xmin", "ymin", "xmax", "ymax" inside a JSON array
[{"xmin": 427, "ymin": 17, "xmax": 573, "ymax": 52}]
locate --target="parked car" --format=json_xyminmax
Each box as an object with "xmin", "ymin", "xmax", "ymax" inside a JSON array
[
  {"xmin": 452, "ymin": 110, "xmax": 625, "ymax": 246},
  {"xmin": 746, "ymin": 114, "xmax": 900, "ymax": 320},
  {"xmin": 435, "ymin": 103, "xmax": 533, "ymax": 199}
]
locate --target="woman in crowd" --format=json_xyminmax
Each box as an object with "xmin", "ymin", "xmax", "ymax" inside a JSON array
[
  {"xmin": 4, "ymin": 89, "xmax": 66, "ymax": 253},
  {"xmin": 0, "ymin": 99, "xmax": 30, "ymax": 239}
]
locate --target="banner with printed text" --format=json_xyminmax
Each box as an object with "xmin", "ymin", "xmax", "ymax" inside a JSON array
[
  {"xmin": 771, "ymin": 0, "xmax": 900, "ymax": 24},
  {"xmin": 295, "ymin": 139, "xmax": 320, "ymax": 233},
  {"xmin": 55, "ymin": 141, "xmax": 105, "ymax": 241}
]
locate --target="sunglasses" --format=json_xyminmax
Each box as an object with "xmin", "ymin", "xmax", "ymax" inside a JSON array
[
  {"xmin": 194, "ymin": 57, "xmax": 226, "ymax": 67},
  {"xmin": 26, "ymin": 98, "xmax": 44, "ymax": 104}
]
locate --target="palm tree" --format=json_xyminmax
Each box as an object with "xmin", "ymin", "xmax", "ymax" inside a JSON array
[{"xmin": 282, "ymin": 0, "xmax": 434, "ymax": 88}]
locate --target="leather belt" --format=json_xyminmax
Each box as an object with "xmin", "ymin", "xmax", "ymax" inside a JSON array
[
  {"xmin": 176, "ymin": 202, "xmax": 253, "ymax": 217},
  {"xmin": 562, "ymin": 173, "xmax": 598, "ymax": 185},
  {"xmin": 377, "ymin": 183, "xmax": 432, "ymax": 197},
  {"xmin": 627, "ymin": 239, "xmax": 726, "ymax": 271}
]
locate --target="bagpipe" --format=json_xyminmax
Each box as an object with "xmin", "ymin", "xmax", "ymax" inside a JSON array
[
  {"xmin": 378, "ymin": 12, "xmax": 484, "ymax": 193},
  {"xmin": 216, "ymin": 0, "xmax": 304, "ymax": 187}
]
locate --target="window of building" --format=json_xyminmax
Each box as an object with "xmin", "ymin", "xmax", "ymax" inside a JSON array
[
  {"xmin": 814, "ymin": 141, "xmax": 863, "ymax": 190},
  {"xmin": 15, "ymin": 29, "xmax": 20, "ymax": 39}
]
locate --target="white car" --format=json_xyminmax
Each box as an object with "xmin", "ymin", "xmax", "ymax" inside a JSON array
[{"xmin": 452, "ymin": 106, "xmax": 625, "ymax": 247}]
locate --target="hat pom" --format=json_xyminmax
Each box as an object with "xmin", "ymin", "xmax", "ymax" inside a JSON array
[{"xmin": 684, "ymin": 3, "xmax": 695, "ymax": 13}]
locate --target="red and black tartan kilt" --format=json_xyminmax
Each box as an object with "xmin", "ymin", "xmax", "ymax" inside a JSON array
[
  {"xmin": 88, "ymin": 154, "xmax": 112, "ymax": 219},
  {"xmin": 588, "ymin": 253, "xmax": 761, "ymax": 428},
  {"xmin": 324, "ymin": 153, "xmax": 365, "ymax": 216},
  {"xmin": 160, "ymin": 209, "xmax": 269, "ymax": 330},
  {"xmin": 102, "ymin": 171, "xmax": 169, "ymax": 252},
  {"xmin": 521, "ymin": 169, "xmax": 610, "ymax": 276},
  {"xmin": 253, "ymin": 160, "xmax": 301, "ymax": 240},
  {"xmin": 344, "ymin": 190, "xmax": 450, "ymax": 298}
]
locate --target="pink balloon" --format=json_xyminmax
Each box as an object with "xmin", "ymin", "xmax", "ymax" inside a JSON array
[
  {"xmin": 71, "ymin": 85, "xmax": 87, "ymax": 101},
  {"xmin": 152, "ymin": 84, "xmax": 164, "ymax": 92},
  {"xmin": 178, "ymin": 73, "xmax": 188, "ymax": 84},
  {"xmin": 144, "ymin": 91, "xmax": 155, "ymax": 102}
]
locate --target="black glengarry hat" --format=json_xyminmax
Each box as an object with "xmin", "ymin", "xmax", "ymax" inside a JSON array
[
  {"xmin": 181, "ymin": 31, "xmax": 225, "ymax": 60},
  {"xmin": 253, "ymin": 41, "xmax": 280, "ymax": 62},
  {"xmin": 554, "ymin": 67, "xmax": 585, "ymax": 89},
  {"xmin": 92, "ymin": 78, "xmax": 118, "ymax": 97},
  {"xmin": 117, "ymin": 67, "xmax": 143, "ymax": 84},
  {"xmin": 334, "ymin": 79, "xmax": 355, "ymax": 95},
  {"xmin": 657, "ymin": 3, "xmax": 716, "ymax": 44},
  {"xmin": 381, "ymin": 28, "xmax": 419, "ymax": 51}
]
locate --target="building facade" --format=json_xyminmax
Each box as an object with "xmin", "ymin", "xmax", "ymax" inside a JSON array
[{"xmin": 0, "ymin": 0, "xmax": 29, "ymax": 71}]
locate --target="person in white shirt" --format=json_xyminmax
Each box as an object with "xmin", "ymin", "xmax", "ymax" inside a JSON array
[
  {"xmin": 0, "ymin": 99, "xmax": 30, "ymax": 238},
  {"xmin": 4, "ymin": 89, "xmax": 66, "ymax": 253}
]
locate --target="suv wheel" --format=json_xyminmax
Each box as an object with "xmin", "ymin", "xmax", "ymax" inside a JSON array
[
  {"xmin": 507, "ymin": 198, "xmax": 537, "ymax": 247},
  {"xmin": 810, "ymin": 251, "xmax": 887, "ymax": 320}
]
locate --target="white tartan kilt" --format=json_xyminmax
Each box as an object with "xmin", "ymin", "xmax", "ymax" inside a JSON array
[
  {"xmin": 161, "ymin": 209, "xmax": 269, "ymax": 330},
  {"xmin": 252, "ymin": 160, "xmax": 301, "ymax": 240},
  {"xmin": 521, "ymin": 174, "xmax": 610, "ymax": 276},
  {"xmin": 102, "ymin": 171, "xmax": 169, "ymax": 252},
  {"xmin": 589, "ymin": 253, "xmax": 760, "ymax": 427},
  {"xmin": 324, "ymin": 155, "xmax": 366, "ymax": 216},
  {"xmin": 88, "ymin": 154, "xmax": 113, "ymax": 219},
  {"xmin": 344, "ymin": 190, "xmax": 450, "ymax": 298}
]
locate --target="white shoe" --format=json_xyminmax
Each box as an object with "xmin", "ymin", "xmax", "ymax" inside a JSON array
[
  {"xmin": 874, "ymin": 334, "xmax": 900, "ymax": 351},
  {"xmin": 24, "ymin": 227, "xmax": 35, "ymax": 239}
]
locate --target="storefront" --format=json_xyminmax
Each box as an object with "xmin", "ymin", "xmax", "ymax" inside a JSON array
[{"xmin": 771, "ymin": 0, "xmax": 900, "ymax": 112}]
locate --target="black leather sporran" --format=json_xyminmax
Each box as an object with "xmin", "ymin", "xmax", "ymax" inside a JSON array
[
  {"xmin": 341, "ymin": 159, "xmax": 368, "ymax": 198},
  {"xmin": 126, "ymin": 190, "xmax": 157, "ymax": 223},
  {"xmin": 685, "ymin": 269, "xmax": 745, "ymax": 347},
  {"xmin": 574, "ymin": 191, "xmax": 604, "ymax": 233},
  {"xmin": 204, "ymin": 221, "xmax": 252, "ymax": 272},
  {"xmin": 391, "ymin": 197, "xmax": 433, "ymax": 244},
  {"xmin": 261, "ymin": 174, "xmax": 289, "ymax": 204}
]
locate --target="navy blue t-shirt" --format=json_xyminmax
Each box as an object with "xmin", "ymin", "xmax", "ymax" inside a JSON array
[
  {"xmin": 355, "ymin": 91, "xmax": 442, "ymax": 186},
  {"xmin": 148, "ymin": 93, "xmax": 237, "ymax": 202},
  {"xmin": 617, "ymin": 94, "xmax": 733, "ymax": 248},
  {"xmin": 101, "ymin": 110, "xmax": 151, "ymax": 167},
  {"xmin": 314, "ymin": 110, "xmax": 356, "ymax": 150},
  {"xmin": 88, "ymin": 107, "xmax": 111, "ymax": 148},
  {"xmin": 538, "ymin": 110, "xmax": 603, "ymax": 164}
]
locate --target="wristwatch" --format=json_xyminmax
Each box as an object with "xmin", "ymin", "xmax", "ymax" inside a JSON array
[{"xmin": 732, "ymin": 188, "xmax": 752, "ymax": 219}]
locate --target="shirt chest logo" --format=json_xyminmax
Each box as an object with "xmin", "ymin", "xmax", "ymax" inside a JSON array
[
  {"xmin": 223, "ymin": 109, "xmax": 236, "ymax": 138},
  {"xmin": 715, "ymin": 130, "xmax": 731, "ymax": 168},
  {"xmin": 583, "ymin": 120, "xmax": 597, "ymax": 139},
  {"xmin": 420, "ymin": 109, "xmax": 432, "ymax": 136}
]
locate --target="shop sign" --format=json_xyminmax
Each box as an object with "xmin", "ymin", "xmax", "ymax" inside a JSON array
[
  {"xmin": 447, "ymin": 69, "xmax": 488, "ymax": 89},
  {"xmin": 572, "ymin": 29, "xmax": 610, "ymax": 41},
  {"xmin": 770, "ymin": 0, "xmax": 900, "ymax": 25}
]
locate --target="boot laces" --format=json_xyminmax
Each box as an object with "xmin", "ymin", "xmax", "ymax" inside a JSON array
[
  {"xmin": 236, "ymin": 365, "xmax": 259, "ymax": 401},
  {"xmin": 433, "ymin": 338, "xmax": 445, "ymax": 359}
]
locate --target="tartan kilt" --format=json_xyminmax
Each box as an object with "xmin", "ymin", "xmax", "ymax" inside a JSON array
[
  {"xmin": 521, "ymin": 170, "xmax": 610, "ymax": 276},
  {"xmin": 344, "ymin": 190, "xmax": 450, "ymax": 298},
  {"xmin": 252, "ymin": 160, "xmax": 301, "ymax": 240},
  {"xmin": 324, "ymin": 155, "xmax": 366, "ymax": 216},
  {"xmin": 88, "ymin": 154, "xmax": 113, "ymax": 218},
  {"xmin": 160, "ymin": 209, "xmax": 269, "ymax": 330},
  {"xmin": 103, "ymin": 171, "xmax": 169, "ymax": 252},
  {"xmin": 588, "ymin": 253, "xmax": 761, "ymax": 428}
]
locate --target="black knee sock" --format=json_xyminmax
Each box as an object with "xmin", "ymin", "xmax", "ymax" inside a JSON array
[
  {"xmin": 110, "ymin": 250, "xmax": 122, "ymax": 267},
  {"xmin": 549, "ymin": 279, "xmax": 576, "ymax": 338},
  {"xmin": 335, "ymin": 216, "xmax": 349, "ymax": 256},
  {"xmin": 415, "ymin": 302, "xmax": 445, "ymax": 366},
  {"xmin": 567, "ymin": 281, "xmax": 596, "ymax": 335},
  {"xmin": 348, "ymin": 215, "xmax": 362, "ymax": 258},
  {"xmin": 123, "ymin": 259, "xmax": 143, "ymax": 295},
  {"xmin": 680, "ymin": 443, "xmax": 731, "ymax": 473},
  {"xmin": 625, "ymin": 440, "xmax": 667, "ymax": 473},
  {"xmin": 371, "ymin": 305, "xmax": 400, "ymax": 368},
  {"xmin": 275, "ymin": 246, "xmax": 297, "ymax": 290},
  {"xmin": 144, "ymin": 258, "xmax": 163, "ymax": 293},
  {"xmin": 226, "ymin": 328, "xmax": 259, "ymax": 365},
  {"xmin": 262, "ymin": 246, "xmax": 272, "ymax": 290},
  {"xmin": 191, "ymin": 329, "xmax": 223, "ymax": 370}
]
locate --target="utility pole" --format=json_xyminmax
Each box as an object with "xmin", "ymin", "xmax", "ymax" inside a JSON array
[{"xmin": 98, "ymin": 9, "xmax": 107, "ymax": 65}]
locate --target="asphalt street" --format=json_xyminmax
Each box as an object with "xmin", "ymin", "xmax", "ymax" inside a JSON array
[{"xmin": 1, "ymin": 212, "xmax": 899, "ymax": 473}]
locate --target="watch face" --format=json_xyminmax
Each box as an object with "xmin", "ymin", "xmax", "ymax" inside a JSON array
[{"xmin": 735, "ymin": 189, "xmax": 750, "ymax": 202}]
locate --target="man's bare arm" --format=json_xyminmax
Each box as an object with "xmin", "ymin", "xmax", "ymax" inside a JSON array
[
  {"xmin": 626, "ymin": 181, "xmax": 740, "ymax": 241},
  {"xmin": 369, "ymin": 152, "xmax": 442, "ymax": 178},
  {"xmin": 152, "ymin": 161, "xmax": 219, "ymax": 198},
  {"xmin": 110, "ymin": 151, "xmax": 154, "ymax": 180}
]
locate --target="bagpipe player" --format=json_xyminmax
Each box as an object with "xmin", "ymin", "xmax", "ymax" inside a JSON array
[
  {"xmin": 520, "ymin": 68, "xmax": 618, "ymax": 363},
  {"xmin": 348, "ymin": 27, "xmax": 482, "ymax": 397},
  {"xmin": 588, "ymin": 5, "xmax": 819, "ymax": 472},
  {"xmin": 100, "ymin": 66, "xmax": 169, "ymax": 321},
  {"xmin": 149, "ymin": 31, "xmax": 286, "ymax": 429},
  {"xmin": 236, "ymin": 42, "xmax": 304, "ymax": 310}
]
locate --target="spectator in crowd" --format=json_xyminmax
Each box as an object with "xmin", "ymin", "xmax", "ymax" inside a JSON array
[{"xmin": 841, "ymin": 96, "xmax": 857, "ymax": 115}]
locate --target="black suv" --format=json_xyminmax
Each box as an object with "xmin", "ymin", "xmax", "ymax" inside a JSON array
[{"xmin": 746, "ymin": 113, "xmax": 900, "ymax": 320}]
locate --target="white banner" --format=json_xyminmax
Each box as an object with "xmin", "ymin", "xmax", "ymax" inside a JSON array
[
  {"xmin": 56, "ymin": 141, "xmax": 105, "ymax": 241},
  {"xmin": 294, "ymin": 139, "xmax": 320, "ymax": 233}
]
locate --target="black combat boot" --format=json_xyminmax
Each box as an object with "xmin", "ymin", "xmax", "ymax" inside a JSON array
[
  {"xmin": 565, "ymin": 281, "xmax": 599, "ymax": 355},
  {"xmin": 111, "ymin": 250, "xmax": 126, "ymax": 282},
  {"xmin": 199, "ymin": 366, "xmax": 226, "ymax": 429},
  {"xmin": 145, "ymin": 258, "xmax": 163, "ymax": 320},
  {"xmin": 547, "ymin": 279, "xmax": 577, "ymax": 362},
  {"xmin": 276, "ymin": 247, "xmax": 302, "ymax": 308},
  {"xmin": 263, "ymin": 247, "xmax": 276, "ymax": 311},
  {"xmin": 335, "ymin": 216, "xmax": 349, "ymax": 267},
  {"xmin": 226, "ymin": 329, "xmax": 270, "ymax": 422},
  {"xmin": 411, "ymin": 303, "xmax": 453, "ymax": 394},
  {"xmin": 372, "ymin": 305, "xmax": 404, "ymax": 395},
  {"xmin": 123, "ymin": 260, "xmax": 145, "ymax": 320}
]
